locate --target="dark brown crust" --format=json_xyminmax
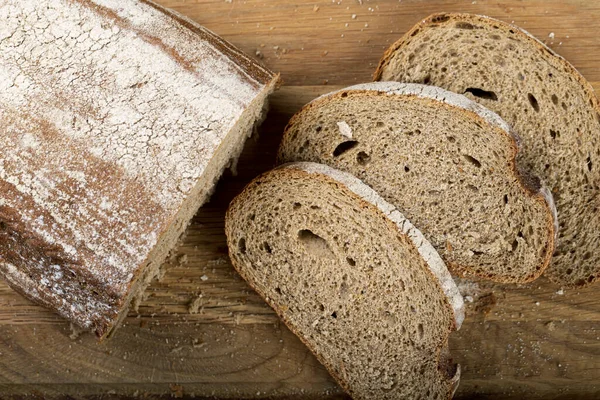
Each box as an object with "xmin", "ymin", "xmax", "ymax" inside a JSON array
[
  {"xmin": 225, "ymin": 167, "xmax": 459, "ymax": 400},
  {"xmin": 277, "ymin": 89, "xmax": 556, "ymax": 284},
  {"xmin": 140, "ymin": 0, "xmax": 276, "ymax": 85}
]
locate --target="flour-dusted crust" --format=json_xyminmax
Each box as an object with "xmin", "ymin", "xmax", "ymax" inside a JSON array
[
  {"xmin": 0, "ymin": 0, "xmax": 276, "ymax": 337},
  {"xmin": 284, "ymin": 162, "xmax": 465, "ymax": 328},
  {"xmin": 321, "ymin": 82, "xmax": 512, "ymax": 134}
]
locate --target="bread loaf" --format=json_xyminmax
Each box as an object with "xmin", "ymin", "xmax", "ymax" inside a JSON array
[
  {"xmin": 278, "ymin": 82, "xmax": 556, "ymax": 283},
  {"xmin": 226, "ymin": 162, "xmax": 464, "ymax": 400},
  {"xmin": 375, "ymin": 13, "xmax": 600, "ymax": 286},
  {"xmin": 0, "ymin": 0, "xmax": 278, "ymax": 337}
]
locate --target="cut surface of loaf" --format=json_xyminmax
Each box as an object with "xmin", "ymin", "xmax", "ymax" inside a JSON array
[
  {"xmin": 375, "ymin": 13, "xmax": 600, "ymax": 286},
  {"xmin": 226, "ymin": 162, "xmax": 463, "ymax": 400},
  {"xmin": 0, "ymin": 0, "xmax": 278, "ymax": 337},
  {"xmin": 278, "ymin": 82, "xmax": 556, "ymax": 283}
]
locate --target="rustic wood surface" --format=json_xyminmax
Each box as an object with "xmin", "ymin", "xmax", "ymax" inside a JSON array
[{"xmin": 1, "ymin": 0, "xmax": 600, "ymax": 399}]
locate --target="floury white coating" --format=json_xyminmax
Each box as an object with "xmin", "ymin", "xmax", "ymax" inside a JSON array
[
  {"xmin": 0, "ymin": 0, "xmax": 274, "ymax": 334},
  {"xmin": 319, "ymin": 82, "xmax": 513, "ymax": 135}
]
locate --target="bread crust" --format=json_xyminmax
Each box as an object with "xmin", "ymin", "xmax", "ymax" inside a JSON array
[
  {"xmin": 278, "ymin": 84, "xmax": 557, "ymax": 283},
  {"xmin": 0, "ymin": 0, "xmax": 277, "ymax": 338},
  {"xmin": 226, "ymin": 164, "xmax": 462, "ymax": 400},
  {"xmin": 139, "ymin": 0, "xmax": 276, "ymax": 86}
]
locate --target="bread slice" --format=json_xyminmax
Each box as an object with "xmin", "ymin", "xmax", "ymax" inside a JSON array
[
  {"xmin": 0, "ymin": 0, "xmax": 278, "ymax": 338},
  {"xmin": 278, "ymin": 82, "xmax": 556, "ymax": 283},
  {"xmin": 226, "ymin": 162, "xmax": 464, "ymax": 400},
  {"xmin": 374, "ymin": 13, "xmax": 600, "ymax": 287}
]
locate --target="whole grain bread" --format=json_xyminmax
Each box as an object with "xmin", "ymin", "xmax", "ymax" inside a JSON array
[
  {"xmin": 279, "ymin": 82, "xmax": 556, "ymax": 283},
  {"xmin": 375, "ymin": 13, "xmax": 600, "ymax": 287},
  {"xmin": 0, "ymin": 0, "xmax": 278, "ymax": 338},
  {"xmin": 226, "ymin": 162, "xmax": 464, "ymax": 400}
]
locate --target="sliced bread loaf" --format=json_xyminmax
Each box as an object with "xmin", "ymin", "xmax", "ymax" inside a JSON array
[
  {"xmin": 375, "ymin": 13, "xmax": 600, "ymax": 286},
  {"xmin": 226, "ymin": 162, "xmax": 464, "ymax": 400},
  {"xmin": 0, "ymin": 0, "xmax": 278, "ymax": 338},
  {"xmin": 278, "ymin": 83, "xmax": 556, "ymax": 283}
]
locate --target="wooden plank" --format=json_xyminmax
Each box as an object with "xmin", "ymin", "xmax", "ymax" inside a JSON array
[{"xmin": 0, "ymin": 0, "xmax": 599, "ymax": 398}]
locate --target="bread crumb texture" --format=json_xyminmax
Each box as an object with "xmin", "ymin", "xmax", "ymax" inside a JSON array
[
  {"xmin": 376, "ymin": 13, "xmax": 600, "ymax": 286},
  {"xmin": 226, "ymin": 163, "xmax": 461, "ymax": 400}
]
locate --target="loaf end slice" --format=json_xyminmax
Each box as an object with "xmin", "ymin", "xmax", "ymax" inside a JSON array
[
  {"xmin": 375, "ymin": 13, "xmax": 600, "ymax": 286},
  {"xmin": 0, "ymin": 0, "xmax": 278, "ymax": 338},
  {"xmin": 226, "ymin": 162, "xmax": 463, "ymax": 400},
  {"xmin": 279, "ymin": 82, "xmax": 556, "ymax": 283}
]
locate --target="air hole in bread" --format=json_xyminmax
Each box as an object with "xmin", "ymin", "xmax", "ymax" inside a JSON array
[
  {"xmin": 583, "ymin": 251, "xmax": 592, "ymax": 260},
  {"xmin": 417, "ymin": 323, "xmax": 424, "ymax": 339},
  {"xmin": 511, "ymin": 239, "xmax": 518, "ymax": 251},
  {"xmin": 298, "ymin": 229, "xmax": 335, "ymax": 258},
  {"xmin": 404, "ymin": 166, "xmax": 410, "ymax": 173},
  {"xmin": 447, "ymin": 136, "xmax": 456, "ymax": 143},
  {"xmin": 550, "ymin": 129, "xmax": 558, "ymax": 139},
  {"xmin": 299, "ymin": 140, "xmax": 310, "ymax": 153},
  {"xmin": 275, "ymin": 287, "xmax": 282, "ymax": 294},
  {"xmin": 332, "ymin": 140, "xmax": 359, "ymax": 157},
  {"xmin": 341, "ymin": 92, "xmax": 348, "ymax": 98},
  {"xmin": 463, "ymin": 154, "xmax": 482, "ymax": 168},
  {"xmin": 356, "ymin": 151, "xmax": 371, "ymax": 165},
  {"xmin": 587, "ymin": 155, "xmax": 593, "ymax": 171},
  {"xmin": 464, "ymin": 87, "xmax": 498, "ymax": 101},
  {"xmin": 315, "ymin": 126, "xmax": 322, "ymax": 132},
  {"xmin": 238, "ymin": 238, "xmax": 247, "ymax": 254},
  {"xmin": 331, "ymin": 311, "xmax": 337, "ymax": 319},
  {"xmin": 467, "ymin": 184, "xmax": 479, "ymax": 192},
  {"xmin": 504, "ymin": 194, "xmax": 509, "ymax": 204},
  {"xmin": 455, "ymin": 22, "xmax": 474, "ymax": 30},
  {"xmin": 551, "ymin": 94, "xmax": 559, "ymax": 105},
  {"xmin": 248, "ymin": 213, "xmax": 255, "ymax": 221},
  {"xmin": 346, "ymin": 257, "xmax": 356, "ymax": 266},
  {"xmin": 319, "ymin": 303, "xmax": 325, "ymax": 312},
  {"xmin": 472, "ymin": 250, "xmax": 484, "ymax": 256},
  {"xmin": 310, "ymin": 205, "xmax": 321, "ymax": 210},
  {"xmin": 566, "ymin": 268, "xmax": 573, "ymax": 275},
  {"xmin": 422, "ymin": 74, "xmax": 431, "ymax": 85},
  {"xmin": 293, "ymin": 202, "xmax": 301, "ymax": 210},
  {"xmin": 376, "ymin": 121, "xmax": 385, "ymax": 128},
  {"xmin": 262, "ymin": 242, "xmax": 272, "ymax": 254},
  {"xmin": 528, "ymin": 93, "xmax": 540, "ymax": 112},
  {"xmin": 0, "ymin": 221, "xmax": 5, "ymax": 230}
]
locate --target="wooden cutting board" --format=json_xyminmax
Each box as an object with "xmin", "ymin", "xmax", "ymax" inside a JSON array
[{"xmin": 1, "ymin": 1, "xmax": 599, "ymax": 398}]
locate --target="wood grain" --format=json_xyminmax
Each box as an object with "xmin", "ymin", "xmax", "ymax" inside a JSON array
[{"xmin": 1, "ymin": 0, "xmax": 600, "ymax": 399}]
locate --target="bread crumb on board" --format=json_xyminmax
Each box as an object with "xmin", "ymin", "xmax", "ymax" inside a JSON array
[{"xmin": 188, "ymin": 294, "xmax": 204, "ymax": 314}]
